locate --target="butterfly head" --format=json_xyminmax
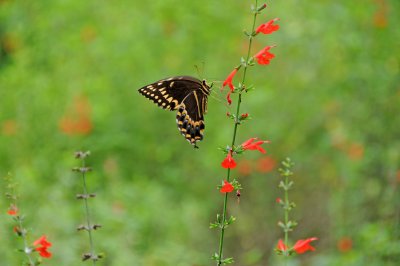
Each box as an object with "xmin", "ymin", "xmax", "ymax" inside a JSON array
[{"xmin": 202, "ymin": 80, "xmax": 212, "ymax": 95}]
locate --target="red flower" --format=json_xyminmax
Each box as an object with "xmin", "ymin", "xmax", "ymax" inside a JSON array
[
  {"xmin": 277, "ymin": 239, "xmax": 287, "ymax": 251},
  {"xmin": 7, "ymin": 205, "xmax": 18, "ymax": 216},
  {"xmin": 241, "ymin": 113, "xmax": 249, "ymax": 119},
  {"xmin": 254, "ymin": 46, "xmax": 275, "ymax": 65},
  {"xmin": 257, "ymin": 156, "xmax": 276, "ymax": 173},
  {"xmin": 220, "ymin": 180, "xmax": 234, "ymax": 193},
  {"xmin": 293, "ymin": 237, "xmax": 318, "ymax": 254},
  {"xmin": 13, "ymin": 226, "xmax": 22, "ymax": 236},
  {"xmin": 36, "ymin": 246, "xmax": 52, "ymax": 258},
  {"xmin": 337, "ymin": 237, "xmax": 352, "ymax": 253},
  {"xmin": 276, "ymin": 197, "xmax": 282, "ymax": 204},
  {"xmin": 226, "ymin": 91, "xmax": 232, "ymax": 105},
  {"xmin": 221, "ymin": 151, "xmax": 237, "ymax": 169},
  {"xmin": 256, "ymin": 18, "xmax": 280, "ymax": 34},
  {"xmin": 222, "ymin": 69, "xmax": 238, "ymax": 92},
  {"xmin": 59, "ymin": 95, "xmax": 92, "ymax": 135},
  {"xmin": 33, "ymin": 235, "xmax": 52, "ymax": 258},
  {"xmin": 241, "ymin": 138, "xmax": 270, "ymax": 153}
]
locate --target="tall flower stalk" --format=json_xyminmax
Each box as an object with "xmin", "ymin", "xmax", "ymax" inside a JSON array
[
  {"xmin": 275, "ymin": 158, "xmax": 318, "ymax": 262},
  {"xmin": 4, "ymin": 173, "xmax": 52, "ymax": 265},
  {"xmin": 73, "ymin": 151, "xmax": 103, "ymax": 264},
  {"xmin": 210, "ymin": 1, "xmax": 280, "ymax": 265}
]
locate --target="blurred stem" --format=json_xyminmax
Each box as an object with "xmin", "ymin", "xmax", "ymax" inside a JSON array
[
  {"xmin": 81, "ymin": 157, "xmax": 96, "ymax": 266},
  {"xmin": 217, "ymin": 1, "xmax": 258, "ymax": 265},
  {"xmin": 284, "ymin": 174, "xmax": 289, "ymax": 264},
  {"xmin": 7, "ymin": 177, "xmax": 34, "ymax": 265},
  {"xmin": 17, "ymin": 216, "xmax": 34, "ymax": 265}
]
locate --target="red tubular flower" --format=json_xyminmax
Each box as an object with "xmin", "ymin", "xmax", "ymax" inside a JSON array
[
  {"xmin": 222, "ymin": 69, "xmax": 238, "ymax": 92},
  {"xmin": 226, "ymin": 91, "xmax": 232, "ymax": 105},
  {"xmin": 241, "ymin": 113, "xmax": 249, "ymax": 119},
  {"xmin": 256, "ymin": 18, "xmax": 280, "ymax": 34},
  {"xmin": 220, "ymin": 180, "xmax": 234, "ymax": 193},
  {"xmin": 221, "ymin": 151, "xmax": 237, "ymax": 169},
  {"xmin": 254, "ymin": 46, "xmax": 275, "ymax": 65},
  {"xmin": 36, "ymin": 246, "xmax": 52, "ymax": 258},
  {"xmin": 33, "ymin": 235, "xmax": 52, "ymax": 258},
  {"xmin": 7, "ymin": 205, "xmax": 18, "ymax": 216},
  {"xmin": 277, "ymin": 239, "xmax": 287, "ymax": 251},
  {"xmin": 293, "ymin": 237, "xmax": 318, "ymax": 254},
  {"xmin": 241, "ymin": 138, "xmax": 270, "ymax": 153}
]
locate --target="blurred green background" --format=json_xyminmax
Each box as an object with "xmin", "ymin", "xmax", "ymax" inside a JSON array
[{"xmin": 1, "ymin": 0, "xmax": 400, "ymax": 265}]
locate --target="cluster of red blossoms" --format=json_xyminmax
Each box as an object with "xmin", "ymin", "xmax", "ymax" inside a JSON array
[
  {"xmin": 220, "ymin": 138, "xmax": 269, "ymax": 193},
  {"xmin": 33, "ymin": 235, "xmax": 52, "ymax": 258},
  {"xmin": 222, "ymin": 18, "xmax": 280, "ymax": 105},
  {"xmin": 7, "ymin": 205, "xmax": 52, "ymax": 259},
  {"xmin": 7, "ymin": 204, "xmax": 18, "ymax": 216},
  {"xmin": 277, "ymin": 237, "xmax": 318, "ymax": 254}
]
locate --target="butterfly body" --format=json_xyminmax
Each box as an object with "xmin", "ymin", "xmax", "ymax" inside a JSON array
[{"xmin": 138, "ymin": 76, "xmax": 211, "ymax": 148}]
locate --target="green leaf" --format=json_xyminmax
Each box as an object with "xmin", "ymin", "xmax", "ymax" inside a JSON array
[
  {"xmin": 226, "ymin": 215, "xmax": 236, "ymax": 225},
  {"xmin": 211, "ymin": 253, "xmax": 219, "ymax": 261},
  {"xmin": 222, "ymin": 257, "xmax": 234, "ymax": 264},
  {"xmin": 209, "ymin": 222, "xmax": 219, "ymax": 229}
]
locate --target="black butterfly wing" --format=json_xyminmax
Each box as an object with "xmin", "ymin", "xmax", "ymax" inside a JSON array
[
  {"xmin": 138, "ymin": 76, "xmax": 200, "ymax": 111},
  {"xmin": 138, "ymin": 76, "xmax": 210, "ymax": 147},
  {"xmin": 176, "ymin": 89, "xmax": 207, "ymax": 147}
]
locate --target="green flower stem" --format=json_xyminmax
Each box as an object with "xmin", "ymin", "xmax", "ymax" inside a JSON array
[
  {"xmin": 284, "ymin": 174, "xmax": 289, "ymax": 264},
  {"xmin": 7, "ymin": 179, "xmax": 34, "ymax": 265},
  {"xmin": 17, "ymin": 217, "xmax": 34, "ymax": 265},
  {"xmin": 217, "ymin": 168, "xmax": 230, "ymax": 266},
  {"xmin": 217, "ymin": 1, "xmax": 259, "ymax": 264},
  {"xmin": 81, "ymin": 158, "xmax": 96, "ymax": 266}
]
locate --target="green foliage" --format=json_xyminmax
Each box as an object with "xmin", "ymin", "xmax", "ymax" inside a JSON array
[{"xmin": 1, "ymin": 0, "xmax": 400, "ymax": 265}]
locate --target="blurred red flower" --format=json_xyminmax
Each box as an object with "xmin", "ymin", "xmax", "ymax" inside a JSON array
[
  {"xmin": 222, "ymin": 69, "xmax": 238, "ymax": 92},
  {"xmin": 257, "ymin": 156, "xmax": 276, "ymax": 173},
  {"xmin": 277, "ymin": 237, "xmax": 317, "ymax": 254},
  {"xmin": 13, "ymin": 226, "xmax": 22, "ymax": 235},
  {"xmin": 220, "ymin": 180, "xmax": 234, "ymax": 193},
  {"xmin": 277, "ymin": 239, "xmax": 287, "ymax": 251},
  {"xmin": 254, "ymin": 46, "xmax": 275, "ymax": 65},
  {"xmin": 7, "ymin": 204, "xmax": 18, "ymax": 216},
  {"xmin": 226, "ymin": 91, "xmax": 232, "ymax": 105},
  {"xmin": 347, "ymin": 142, "xmax": 364, "ymax": 160},
  {"xmin": 241, "ymin": 138, "xmax": 269, "ymax": 153},
  {"xmin": 221, "ymin": 151, "xmax": 237, "ymax": 169},
  {"xmin": 337, "ymin": 237, "xmax": 352, "ymax": 252},
  {"xmin": 2, "ymin": 119, "xmax": 17, "ymax": 136},
  {"xmin": 373, "ymin": 0, "xmax": 388, "ymax": 28},
  {"xmin": 33, "ymin": 235, "xmax": 52, "ymax": 258},
  {"xmin": 293, "ymin": 237, "xmax": 318, "ymax": 254},
  {"xmin": 59, "ymin": 95, "xmax": 92, "ymax": 135},
  {"xmin": 256, "ymin": 18, "xmax": 280, "ymax": 34}
]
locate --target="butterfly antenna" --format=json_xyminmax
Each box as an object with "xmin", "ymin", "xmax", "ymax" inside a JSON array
[{"xmin": 194, "ymin": 61, "xmax": 206, "ymax": 79}]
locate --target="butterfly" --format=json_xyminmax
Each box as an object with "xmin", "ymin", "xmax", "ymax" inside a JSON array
[{"xmin": 138, "ymin": 76, "xmax": 211, "ymax": 148}]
